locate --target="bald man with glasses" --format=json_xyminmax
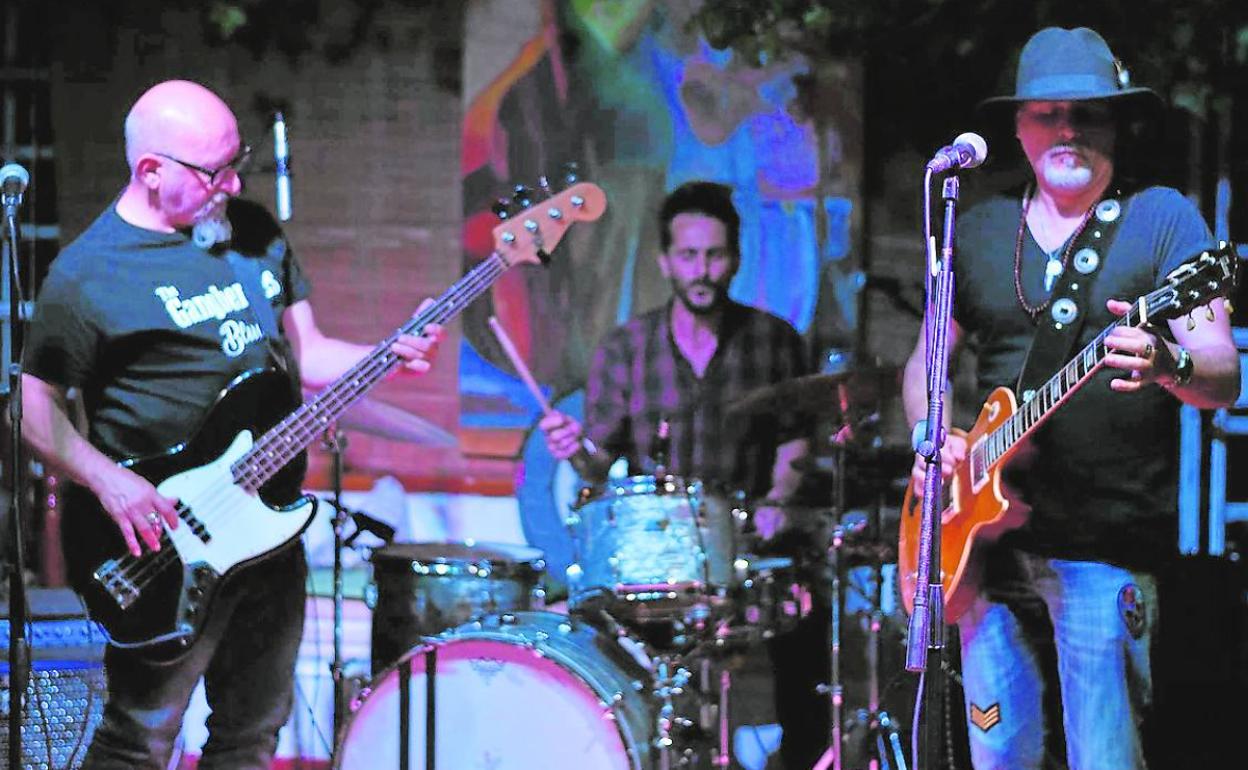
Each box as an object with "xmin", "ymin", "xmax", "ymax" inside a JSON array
[{"xmin": 22, "ymin": 79, "xmax": 444, "ymax": 769}]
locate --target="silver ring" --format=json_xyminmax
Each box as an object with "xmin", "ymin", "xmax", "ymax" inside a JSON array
[{"xmin": 147, "ymin": 512, "xmax": 161, "ymax": 525}]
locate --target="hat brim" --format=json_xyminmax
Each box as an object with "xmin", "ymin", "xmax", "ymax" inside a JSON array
[{"xmin": 978, "ymin": 86, "xmax": 1161, "ymax": 112}]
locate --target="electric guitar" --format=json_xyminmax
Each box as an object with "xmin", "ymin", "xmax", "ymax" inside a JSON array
[
  {"xmin": 898, "ymin": 243, "xmax": 1238, "ymax": 622},
  {"xmin": 63, "ymin": 182, "xmax": 606, "ymax": 656}
]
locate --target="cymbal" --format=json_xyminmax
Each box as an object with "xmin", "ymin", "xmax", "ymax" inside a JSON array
[
  {"xmin": 336, "ymin": 397, "xmax": 458, "ymax": 446},
  {"xmin": 725, "ymin": 367, "xmax": 900, "ymax": 421}
]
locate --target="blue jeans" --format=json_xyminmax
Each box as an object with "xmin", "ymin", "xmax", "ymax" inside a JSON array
[
  {"xmin": 957, "ymin": 553, "xmax": 1156, "ymax": 770},
  {"xmin": 83, "ymin": 543, "xmax": 307, "ymax": 770}
]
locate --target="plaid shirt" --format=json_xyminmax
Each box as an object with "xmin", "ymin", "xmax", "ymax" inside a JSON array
[{"xmin": 584, "ymin": 300, "xmax": 810, "ymax": 497}]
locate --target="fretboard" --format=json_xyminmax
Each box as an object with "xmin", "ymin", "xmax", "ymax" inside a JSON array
[
  {"xmin": 230, "ymin": 251, "xmax": 510, "ymax": 489},
  {"xmin": 979, "ymin": 305, "xmax": 1148, "ymax": 469}
]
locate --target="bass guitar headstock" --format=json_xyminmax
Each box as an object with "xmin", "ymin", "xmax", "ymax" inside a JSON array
[{"xmin": 491, "ymin": 166, "xmax": 606, "ymax": 267}]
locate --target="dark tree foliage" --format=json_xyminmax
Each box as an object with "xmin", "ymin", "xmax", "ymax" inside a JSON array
[{"xmin": 691, "ymin": 0, "xmax": 1248, "ymax": 177}]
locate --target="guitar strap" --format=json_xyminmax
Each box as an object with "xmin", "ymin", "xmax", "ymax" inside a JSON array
[
  {"xmin": 224, "ymin": 249, "xmax": 299, "ymax": 392},
  {"xmin": 1015, "ymin": 193, "xmax": 1128, "ymax": 397}
]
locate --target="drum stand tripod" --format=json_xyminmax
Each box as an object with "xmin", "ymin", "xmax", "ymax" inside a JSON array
[
  {"xmin": 813, "ymin": 443, "xmax": 908, "ymax": 770},
  {"xmin": 595, "ymin": 607, "xmax": 734, "ymax": 769}
]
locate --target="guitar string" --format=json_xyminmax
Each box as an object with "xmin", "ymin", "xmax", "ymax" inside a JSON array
[
  {"xmin": 982, "ymin": 315, "xmax": 1127, "ymax": 468},
  {"xmin": 982, "ymin": 280, "xmax": 1183, "ymax": 469},
  {"xmin": 112, "ymin": 255, "xmax": 506, "ymax": 592},
  {"xmin": 109, "ymin": 254, "xmax": 513, "ymax": 594},
  {"xmin": 113, "ymin": 254, "xmax": 507, "ymax": 590}
]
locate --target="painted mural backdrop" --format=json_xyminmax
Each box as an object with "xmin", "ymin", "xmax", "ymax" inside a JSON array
[{"xmin": 460, "ymin": 0, "xmax": 862, "ymax": 570}]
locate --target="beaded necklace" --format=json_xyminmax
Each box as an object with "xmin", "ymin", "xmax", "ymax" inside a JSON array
[{"xmin": 1012, "ymin": 186, "xmax": 1097, "ymax": 320}]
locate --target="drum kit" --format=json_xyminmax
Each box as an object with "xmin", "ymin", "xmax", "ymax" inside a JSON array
[{"xmin": 328, "ymin": 365, "xmax": 914, "ymax": 770}]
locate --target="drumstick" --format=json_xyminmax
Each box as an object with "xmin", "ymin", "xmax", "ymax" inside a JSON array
[
  {"xmin": 488, "ymin": 316, "xmax": 598, "ymax": 470},
  {"xmin": 488, "ymin": 315, "xmax": 554, "ymax": 415}
]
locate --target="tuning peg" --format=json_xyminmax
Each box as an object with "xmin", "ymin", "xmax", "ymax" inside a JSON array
[
  {"xmin": 561, "ymin": 162, "xmax": 580, "ymax": 186},
  {"xmin": 491, "ymin": 198, "xmax": 513, "ymax": 220},
  {"xmin": 512, "ymin": 185, "xmax": 534, "ymax": 211}
]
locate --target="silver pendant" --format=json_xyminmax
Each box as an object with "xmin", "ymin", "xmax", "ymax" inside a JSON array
[{"xmin": 1044, "ymin": 255, "xmax": 1064, "ymax": 292}]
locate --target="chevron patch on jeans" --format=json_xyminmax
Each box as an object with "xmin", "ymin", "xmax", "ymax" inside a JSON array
[{"xmin": 969, "ymin": 702, "xmax": 1002, "ymax": 732}]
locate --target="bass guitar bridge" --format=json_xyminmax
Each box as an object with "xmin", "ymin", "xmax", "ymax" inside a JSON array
[{"xmin": 94, "ymin": 559, "xmax": 140, "ymax": 609}]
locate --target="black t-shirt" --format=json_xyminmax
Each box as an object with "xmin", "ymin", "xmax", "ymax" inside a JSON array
[
  {"xmin": 953, "ymin": 186, "xmax": 1213, "ymax": 569},
  {"xmin": 24, "ymin": 199, "xmax": 311, "ymax": 460}
]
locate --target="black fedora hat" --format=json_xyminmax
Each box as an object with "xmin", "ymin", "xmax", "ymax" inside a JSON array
[{"xmin": 979, "ymin": 27, "xmax": 1161, "ymax": 109}]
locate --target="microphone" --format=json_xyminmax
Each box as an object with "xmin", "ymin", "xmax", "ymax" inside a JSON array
[
  {"xmin": 925, "ymin": 132, "xmax": 988, "ymax": 173},
  {"xmin": 273, "ymin": 112, "xmax": 291, "ymax": 221},
  {"xmin": 1, "ymin": 163, "xmax": 30, "ymax": 207},
  {"xmin": 338, "ymin": 504, "xmax": 397, "ymax": 547}
]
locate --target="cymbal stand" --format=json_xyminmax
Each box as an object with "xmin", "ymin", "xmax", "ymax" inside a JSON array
[
  {"xmin": 814, "ymin": 441, "xmax": 848, "ymax": 770},
  {"xmin": 323, "ymin": 427, "xmax": 350, "ymax": 743},
  {"xmin": 817, "ymin": 437, "xmax": 909, "ymax": 770},
  {"xmin": 862, "ymin": 499, "xmax": 907, "ymax": 770},
  {"xmin": 855, "ymin": 446, "xmax": 908, "ymax": 770},
  {"xmin": 696, "ymin": 656, "xmax": 731, "ymax": 768}
]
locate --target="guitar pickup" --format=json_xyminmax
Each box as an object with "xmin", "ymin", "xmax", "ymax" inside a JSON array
[
  {"xmin": 178, "ymin": 507, "xmax": 212, "ymax": 544},
  {"xmin": 94, "ymin": 560, "xmax": 140, "ymax": 609}
]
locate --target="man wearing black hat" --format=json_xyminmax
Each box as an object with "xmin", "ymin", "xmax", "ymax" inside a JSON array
[{"xmin": 901, "ymin": 27, "xmax": 1239, "ymax": 769}]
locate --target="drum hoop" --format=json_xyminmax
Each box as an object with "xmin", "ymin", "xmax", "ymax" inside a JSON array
[
  {"xmin": 573, "ymin": 474, "xmax": 710, "ymax": 510},
  {"xmin": 370, "ymin": 542, "xmax": 547, "ymax": 580}
]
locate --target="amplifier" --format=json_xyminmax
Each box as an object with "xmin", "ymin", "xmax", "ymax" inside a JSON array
[{"xmin": 0, "ymin": 587, "xmax": 107, "ymax": 770}]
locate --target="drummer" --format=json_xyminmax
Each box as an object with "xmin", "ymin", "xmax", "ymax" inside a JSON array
[{"xmin": 539, "ymin": 180, "xmax": 828, "ymax": 770}]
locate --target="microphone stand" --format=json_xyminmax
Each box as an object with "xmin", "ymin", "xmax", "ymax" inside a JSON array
[
  {"xmin": 3, "ymin": 182, "xmax": 29, "ymax": 769},
  {"xmin": 904, "ymin": 171, "xmax": 959, "ymax": 770},
  {"xmin": 323, "ymin": 427, "xmax": 350, "ymax": 746}
]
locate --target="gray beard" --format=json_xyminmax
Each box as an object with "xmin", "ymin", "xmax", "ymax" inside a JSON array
[{"xmin": 191, "ymin": 210, "xmax": 232, "ymax": 250}]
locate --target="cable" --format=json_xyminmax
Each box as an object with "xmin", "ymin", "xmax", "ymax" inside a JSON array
[
  {"xmin": 64, "ymin": 602, "xmax": 106, "ymax": 769},
  {"xmin": 910, "ymin": 669, "xmax": 924, "ymax": 770},
  {"xmin": 293, "ymin": 551, "xmax": 333, "ymax": 764}
]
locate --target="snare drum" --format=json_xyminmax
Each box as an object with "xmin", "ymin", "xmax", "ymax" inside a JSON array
[
  {"xmin": 367, "ymin": 541, "xmax": 546, "ymax": 672},
  {"xmin": 567, "ymin": 476, "xmax": 740, "ymax": 622},
  {"xmin": 334, "ymin": 612, "xmax": 706, "ymax": 769}
]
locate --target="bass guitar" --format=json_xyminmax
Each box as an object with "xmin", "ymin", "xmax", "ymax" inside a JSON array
[
  {"xmin": 63, "ymin": 182, "xmax": 606, "ymax": 656},
  {"xmin": 898, "ymin": 243, "xmax": 1237, "ymax": 622}
]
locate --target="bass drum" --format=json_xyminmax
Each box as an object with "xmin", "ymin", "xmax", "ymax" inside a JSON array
[{"xmin": 334, "ymin": 612, "xmax": 658, "ymax": 770}]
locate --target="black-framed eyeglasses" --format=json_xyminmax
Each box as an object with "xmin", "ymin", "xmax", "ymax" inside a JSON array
[{"xmin": 154, "ymin": 144, "xmax": 253, "ymax": 185}]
